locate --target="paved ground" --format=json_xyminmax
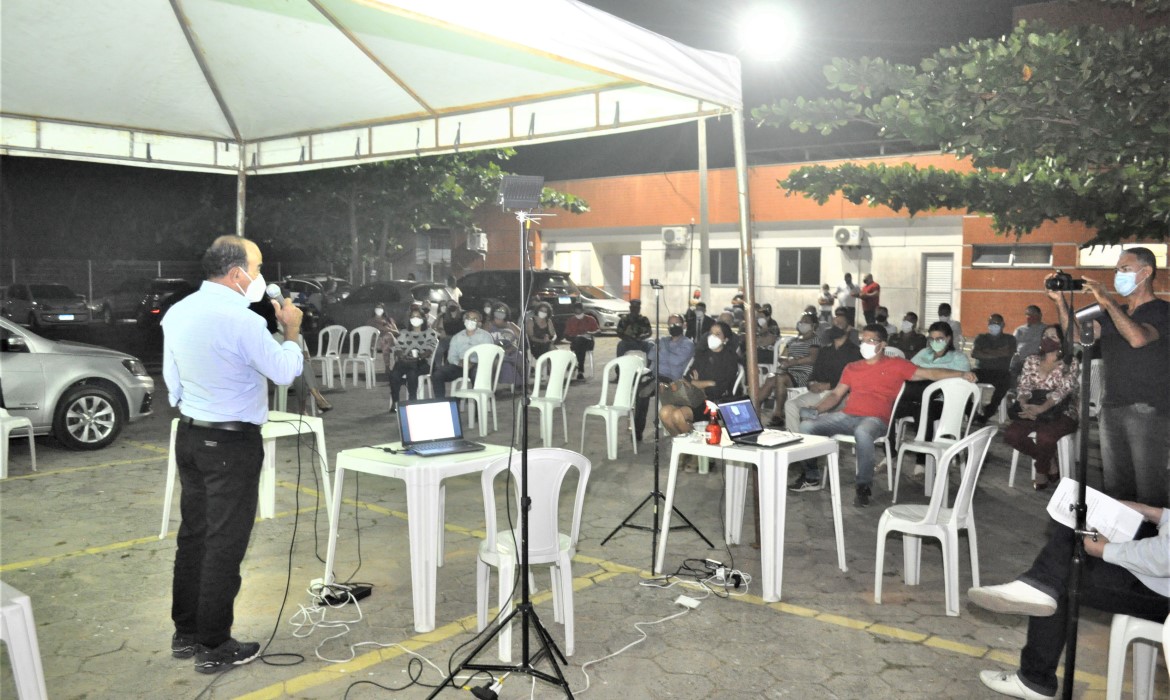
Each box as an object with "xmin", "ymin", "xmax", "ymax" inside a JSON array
[{"xmin": 1, "ymin": 336, "xmax": 1166, "ymax": 699}]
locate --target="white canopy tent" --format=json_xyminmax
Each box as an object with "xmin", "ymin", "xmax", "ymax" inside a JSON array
[{"xmin": 1, "ymin": 0, "xmax": 763, "ymax": 391}]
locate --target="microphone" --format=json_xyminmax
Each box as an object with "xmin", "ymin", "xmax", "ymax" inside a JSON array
[{"xmin": 266, "ymin": 283, "xmax": 283, "ymax": 300}]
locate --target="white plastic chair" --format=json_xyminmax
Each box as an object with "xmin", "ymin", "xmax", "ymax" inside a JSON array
[
  {"xmin": 892, "ymin": 378, "xmax": 981, "ymax": 502},
  {"xmin": 1106, "ymin": 613, "xmax": 1166, "ymax": 700},
  {"xmin": 874, "ymin": 425, "xmax": 996, "ymax": 617},
  {"xmin": 311, "ymin": 325, "xmax": 347, "ymax": 389},
  {"xmin": 580, "ymin": 355, "xmax": 646, "ymax": 460},
  {"xmin": 520, "ymin": 350, "xmax": 577, "ymax": 448},
  {"xmin": 341, "ymin": 325, "xmax": 380, "ymax": 389},
  {"xmin": 1008, "ymin": 432, "xmax": 1074, "ymax": 487},
  {"xmin": 476, "ymin": 448, "xmax": 591, "ymax": 662},
  {"xmin": 731, "ymin": 364, "xmax": 746, "ymax": 394},
  {"xmin": 451, "ymin": 344, "xmax": 505, "ymax": 437},
  {"xmin": 0, "ymin": 581, "xmax": 49, "ymax": 700},
  {"xmin": 0, "ymin": 408, "xmax": 37, "ymax": 479},
  {"xmin": 835, "ymin": 383, "xmax": 908, "ymax": 493}
]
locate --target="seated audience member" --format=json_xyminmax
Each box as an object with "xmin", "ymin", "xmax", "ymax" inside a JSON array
[
  {"xmin": 912, "ymin": 321, "xmax": 971, "ymax": 371},
  {"xmin": 1002, "ymin": 325, "xmax": 1079, "ymax": 490},
  {"xmin": 717, "ymin": 310, "xmax": 742, "ymax": 356},
  {"xmin": 485, "ymin": 302, "xmax": 524, "ymax": 389},
  {"xmin": 563, "ymin": 301, "xmax": 599, "ymax": 382},
  {"xmin": 753, "ymin": 304, "xmax": 782, "ymax": 364},
  {"xmin": 430, "ymin": 310, "xmax": 494, "ymax": 397},
  {"xmin": 790, "ymin": 324, "xmax": 977, "ymax": 507},
  {"xmin": 616, "ymin": 299, "xmax": 653, "ymax": 356},
  {"xmin": 367, "ymin": 303, "xmax": 399, "ymax": 375},
  {"xmin": 659, "ymin": 321, "xmax": 739, "ymax": 440},
  {"xmin": 817, "ymin": 307, "xmax": 860, "ymax": 347},
  {"xmin": 633, "ymin": 314, "xmax": 695, "ymax": 442},
  {"xmin": 938, "ymin": 302, "xmax": 964, "ymax": 348},
  {"xmin": 970, "ymin": 501, "xmax": 1168, "ymax": 700},
  {"xmin": 876, "ymin": 306, "xmax": 897, "ymax": 337},
  {"xmin": 784, "ymin": 324, "xmax": 862, "ymax": 430},
  {"xmin": 889, "ymin": 311, "xmax": 928, "ymax": 357},
  {"xmin": 525, "ymin": 301, "xmax": 558, "ymax": 358},
  {"xmin": 972, "ymin": 313, "xmax": 1017, "ymax": 425},
  {"xmin": 389, "ymin": 307, "xmax": 438, "ymax": 410},
  {"xmin": 684, "ymin": 301, "xmax": 715, "ymax": 340},
  {"xmin": 756, "ymin": 312, "xmax": 820, "ymax": 427},
  {"xmin": 438, "ymin": 302, "xmax": 464, "ymax": 337}
]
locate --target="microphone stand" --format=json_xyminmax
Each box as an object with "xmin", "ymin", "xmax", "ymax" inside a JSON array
[{"xmin": 601, "ymin": 281, "xmax": 712, "ymax": 559}]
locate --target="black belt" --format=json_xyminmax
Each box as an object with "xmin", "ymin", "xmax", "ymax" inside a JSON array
[{"xmin": 179, "ymin": 415, "xmax": 261, "ymax": 434}]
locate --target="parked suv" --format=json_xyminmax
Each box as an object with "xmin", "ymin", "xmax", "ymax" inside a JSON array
[
  {"xmin": 325, "ymin": 280, "xmax": 452, "ymax": 330},
  {"xmin": 457, "ymin": 269, "xmax": 580, "ymax": 334},
  {"xmin": 1, "ymin": 316, "xmax": 154, "ymax": 450},
  {"xmin": 136, "ymin": 278, "xmax": 197, "ymax": 328},
  {"xmin": 92, "ymin": 277, "xmax": 152, "ymax": 323},
  {"xmin": 1, "ymin": 283, "xmax": 91, "ymax": 329}
]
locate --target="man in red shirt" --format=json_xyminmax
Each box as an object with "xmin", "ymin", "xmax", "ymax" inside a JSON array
[
  {"xmin": 857, "ymin": 273, "xmax": 881, "ymax": 326},
  {"xmin": 563, "ymin": 301, "xmax": 600, "ymax": 381},
  {"xmin": 790, "ymin": 324, "xmax": 977, "ymax": 506}
]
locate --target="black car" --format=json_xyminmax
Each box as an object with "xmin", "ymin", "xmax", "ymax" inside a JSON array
[
  {"xmin": 136, "ymin": 278, "xmax": 197, "ymax": 328},
  {"xmin": 457, "ymin": 269, "xmax": 580, "ymax": 334},
  {"xmin": 324, "ymin": 280, "xmax": 452, "ymax": 330}
]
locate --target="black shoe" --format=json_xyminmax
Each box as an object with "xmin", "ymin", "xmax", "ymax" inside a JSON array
[
  {"xmin": 767, "ymin": 416, "xmax": 785, "ymax": 428},
  {"xmin": 171, "ymin": 632, "xmax": 198, "ymax": 659},
  {"xmin": 789, "ymin": 475, "xmax": 821, "ymax": 492},
  {"xmin": 972, "ymin": 413, "xmax": 989, "ymax": 427},
  {"xmin": 194, "ymin": 638, "xmax": 261, "ymax": 674},
  {"xmin": 854, "ymin": 485, "xmax": 872, "ymax": 507}
]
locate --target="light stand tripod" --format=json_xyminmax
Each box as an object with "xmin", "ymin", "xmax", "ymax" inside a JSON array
[
  {"xmin": 430, "ymin": 175, "xmax": 572, "ymax": 698},
  {"xmin": 601, "ymin": 280, "xmax": 713, "ymax": 560}
]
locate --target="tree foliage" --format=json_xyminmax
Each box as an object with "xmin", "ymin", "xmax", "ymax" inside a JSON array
[{"xmin": 753, "ymin": 0, "xmax": 1170, "ymax": 244}]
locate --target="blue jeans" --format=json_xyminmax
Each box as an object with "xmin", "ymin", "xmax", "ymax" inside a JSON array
[
  {"xmin": 1099, "ymin": 404, "xmax": 1170, "ymax": 508},
  {"xmin": 797, "ymin": 412, "xmax": 888, "ymax": 486}
]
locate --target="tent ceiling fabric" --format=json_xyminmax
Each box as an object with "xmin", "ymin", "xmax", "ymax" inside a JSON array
[{"xmin": 1, "ymin": 0, "xmax": 743, "ymax": 175}]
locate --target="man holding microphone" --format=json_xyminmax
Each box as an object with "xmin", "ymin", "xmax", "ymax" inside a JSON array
[{"xmin": 163, "ymin": 236, "xmax": 304, "ymax": 674}]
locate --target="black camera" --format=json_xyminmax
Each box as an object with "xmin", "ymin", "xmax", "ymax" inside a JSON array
[{"xmin": 1045, "ymin": 271, "xmax": 1084, "ymax": 292}]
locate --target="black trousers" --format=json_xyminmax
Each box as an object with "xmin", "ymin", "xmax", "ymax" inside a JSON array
[
  {"xmin": 172, "ymin": 424, "xmax": 263, "ymax": 648},
  {"xmin": 389, "ymin": 360, "xmax": 426, "ymax": 403},
  {"xmin": 975, "ymin": 368, "xmax": 1013, "ymax": 419},
  {"xmin": 1016, "ymin": 524, "xmax": 1168, "ymax": 696},
  {"xmin": 570, "ymin": 336, "xmax": 594, "ymax": 374},
  {"xmin": 431, "ymin": 362, "xmax": 476, "ymax": 397}
]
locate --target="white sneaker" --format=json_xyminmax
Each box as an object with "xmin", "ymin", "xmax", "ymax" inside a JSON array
[
  {"xmin": 968, "ymin": 581, "xmax": 1057, "ymax": 617},
  {"xmin": 978, "ymin": 670, "xmax": 1055, "ymax": 699}
]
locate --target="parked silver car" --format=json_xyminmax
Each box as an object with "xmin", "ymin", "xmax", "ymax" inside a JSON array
[
  {"xmin": 1, "ymin": 316, "xmax": 155, "ymax": 450},
  {"xmin": 1, "ymin": 282, "xmax": 91, "ymax": 329},
  {"xmin": 577, "ymin": 284, "xmax": 629, "ymax": 333}
]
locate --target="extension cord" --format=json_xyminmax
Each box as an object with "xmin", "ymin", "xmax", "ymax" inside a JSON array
[
  {"xmin": 322, "ymin": 584, "xmax": 373, "ymax": 606},
  {"xmin": 674, "ymin": 594, "xmax": 700, "ymax": 609}
]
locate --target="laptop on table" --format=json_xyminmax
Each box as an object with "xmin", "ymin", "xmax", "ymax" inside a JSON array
[
  {"xmin": 716, "ymin": 398, "xmax": 803, "ymax": 449},
  {"xmin": 397, "ymin": 398, "xmax": 486, "ymax": 457}
]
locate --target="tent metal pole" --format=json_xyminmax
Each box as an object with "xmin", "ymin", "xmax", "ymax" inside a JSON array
[
  {"xmin": 697, "ymin": 118, "xmax": 711, "ymax": 306},
  {"xmin": 732, "ymin": 109, "xmax": 759, "ymax": 399},
  {"xmin": 236, "ymin": 146, "xmax": 246, "ymax": 237}
]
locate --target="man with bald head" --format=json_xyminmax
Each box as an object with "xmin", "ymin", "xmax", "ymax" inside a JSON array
[{"xmin": 163, "ymin": 235, "xmax": 304, "ymax": 673}]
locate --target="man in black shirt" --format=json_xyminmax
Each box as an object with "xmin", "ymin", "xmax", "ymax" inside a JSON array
[
  {"xmin": 684, "ymin": 301, "xmax": 715, "ymax": 340},
  {"xmin": 972, "ymin": 313, "xmax": 1017, "ymax": 425},
  {"xmin": 1050, "ymin": 247, "xmax": 1170, "ymax": 507},
  {"xmin": 616, "ymin": 299, "xmax": 653, "ymax": 357},
  {"xmin": 783, "ymin": 326, "xmax": 862, "ymax": 429},
  {"xmin": 889, "ymin": 311, "xmax": 927, "ymax": 358}
]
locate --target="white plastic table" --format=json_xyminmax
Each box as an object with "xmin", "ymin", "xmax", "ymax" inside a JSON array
[
  {"xmin": 0, "ymin": 581, "xmax": 49, "ymax": 700},
  {"xmin": 323, "ymin": 443, "xmax": 511, "ymax": 633},
  {"xmin": 654, "ymin": 434, "xmax": 847, "ymax": 602},
  {"xmin": 159, "ymin": 411, "xmax": 332, "ymax": 538}
]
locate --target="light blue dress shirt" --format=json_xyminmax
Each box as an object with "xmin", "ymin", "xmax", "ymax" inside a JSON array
[
  {"xmin": 163, "ymin": 281, "xmax": 303, "ymax": 424},
  {"xmin": 654, "ymin": 335, "xmax": 695, "ymax": 380}
]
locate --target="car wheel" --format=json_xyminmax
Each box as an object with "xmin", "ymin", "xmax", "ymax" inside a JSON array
[{"xmin": 53, "ymin": 384, "xmax": 124, "ymax": 450}]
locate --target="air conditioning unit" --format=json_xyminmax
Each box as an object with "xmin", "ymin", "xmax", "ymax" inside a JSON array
[
  {"xmin": 662, "ymin": 226, "xmax": 690, "ymax": 248},
  {"xmin": 833, "ymin": 225, "xmax": 863, "ymax": 247},
  {"xmin": 467, "ymin": 231, "xmax": 488, "ymax": 252}
]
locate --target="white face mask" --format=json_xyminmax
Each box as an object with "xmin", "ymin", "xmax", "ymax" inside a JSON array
[
  {"xmin": 484, "ymin": 307, "xmax": 492, "ymax": 316},
  {"xmin": 494, "ymin": 311, "xmax": 506, "ymax": 320},
  {"xmin": 464, "ymin": 320, "xmax": 478, "ymax": 332},
  {"xmin": 537, "ymin": 311, "xmax": 548, "ymax": 319},
  {"xmin": 707, "ymin": 335, "xmax": 723, "ymax": 351},
  {"xmin": 757, "ymin": 317, "xmax": 766, "ymax": 326},
  {"xmin": 797, "ymin": 322, "xmax": 812, "ymax": 334},
  {"xmin": 860, "ymin": 343, "xmax": 879, "ymax": 360},
  {"xmin": 374, "ymin": 308, "xmax": 384, "ymax": 317},
  {"xmin": 574, "ymin": 313, "xmax": 584, "ymax": 319},
  {"xmin": 235, "ymin": 267, "xmax": 266, "ymax": 303},
  {"xmin": 901, "ymin": 320, "xmax": 913, "ymax": 333},
  {"xmin": 410, "ymin": 317, "xmax": 423, "ymax": 328}
]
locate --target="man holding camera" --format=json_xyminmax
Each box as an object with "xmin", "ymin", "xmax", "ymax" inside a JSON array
[{"xmin": 1049, "ymin": 247, "xmax": 1169, "ymax": 508}]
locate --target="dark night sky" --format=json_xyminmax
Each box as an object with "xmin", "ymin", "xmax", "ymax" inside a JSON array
[{"xmin": 1, "ymin": 0, "xmax": 1037, "ymax": 257}]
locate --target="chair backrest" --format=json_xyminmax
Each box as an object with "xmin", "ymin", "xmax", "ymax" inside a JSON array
[
  {"xmin": 883, "ymin": 346, "xmax": 906, "ymax": 359},
  {"xmin": 317, "ymin": 325, "xmax": 347, "ymax": 357},
  {"xmin": 597, "ymin": 355, "xmax": 646, "ymax": 411},
  {"xmin": 911, "ymin": 378, "xmax": 981, "ymax": 442},
  {"xmin": 920, "ymin": 425, "xmax": 996, "ymax": 524},
  {"xmin": 463, "ymin": 343, "xmax": 505, "ymax": 391},
  {"xmin": 480, "ymin": 448, "xmax": 592, "ymax": 560},
  {"xmin": 347, "ymin": 325, "xmax": 380, "ymax": 358},
  {"xmin": 532, "ymin": 350, "xmax": 577, "ymax": 402}
]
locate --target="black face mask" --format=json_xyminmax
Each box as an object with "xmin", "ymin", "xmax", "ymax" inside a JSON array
[
  {"xmin": 876, "ymin": 315, "xmax": 888, "ymax": 323},
  {"xmin": 669, "ymin": 325, "xmax": 683, "ymax": 337}
]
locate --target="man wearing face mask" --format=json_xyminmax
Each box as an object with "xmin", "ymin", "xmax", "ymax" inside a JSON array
[
  {"xmin": 439, "ymin": 302, "xmax": 464, "ymax": 337},
  {"xmin": 818, "ymin": 307, "xmax": 860, "ymax": 347},
  {"xmin": 972, "ymin": 313, "xmax": 1016, "ymax": 426},
  {"xmin": 616, "ymin": 299, "xmax": 653, "ymax": 357},
  {"xmin": 430, "ymin": 310, "xmax": 494, "ymax": 398},
  {"xmin": 163, "ymin": 236, "xmax": 303, "ymax": 673},
  {"xmin": 889, "ymin": 312, "xmax": 927, "ymax": 357},
  {"xmin": 564, "ymin": 301, "xmax": 600, "ymax": 382},
  {"xmin": 937, "ymin": 303, "xmax": 964, "ymax": 349},
  {"xmin": 790, "ymin": 324, "xmax": 977, "ymax": 507},
  {"xmin": 685, "ymin": 301, "xmax": 715, "ymax": 340},
  {"xmin": 876, "ymin": 306, "xmax": 896, "ymax": 337},
  {"xmin": 1049, "ymin": 248, "xmax": 1170, "ymax": 507},
  {"xmin": 633, "ymin": 314, "xmax": 695, "ymax": 442}
]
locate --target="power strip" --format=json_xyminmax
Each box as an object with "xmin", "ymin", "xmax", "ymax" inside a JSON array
[
  {"xmin": 322, "ymin": 584, "xmax": 373, "ymax": 606},
  {"xmin": 674, "ymin": 594, "xmax": 700, "ymax": 609}
]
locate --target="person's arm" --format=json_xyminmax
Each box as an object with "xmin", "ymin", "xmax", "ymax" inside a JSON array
[
  {"xmin": 1096, "ymin": 507, "xmax": 1170, "ymax": 578},
  {"xmin": 1077, "ymin": 275, "xmax": 1161, "ymax": 349},
  {"xmin": 447, "ymin": 334, "xmax": 464, "ymax": 365},
  {"xmin": 163, "ymin": 342, "xmax": 182, "ymax": 407},
  {"xmin": 813, "ymin": 382, "xmax": 849, "ymax": 413},
  {"xmin": 911, "ymin": 366, "xmax": 977, "ymax": 383}
]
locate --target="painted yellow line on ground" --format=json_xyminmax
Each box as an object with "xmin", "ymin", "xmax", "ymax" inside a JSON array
[
  {"xmin": 0, "ymin": 454, "xmax": 166, "ymax": 480},
  {"xmin": 120, "ymin": 439, "xmax": 171, "ymax": 455}
]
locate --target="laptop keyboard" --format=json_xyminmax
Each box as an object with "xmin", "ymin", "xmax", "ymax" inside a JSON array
[{"xmin": 410, "ymin": 439, "xmax": 483, "ymax": 455}]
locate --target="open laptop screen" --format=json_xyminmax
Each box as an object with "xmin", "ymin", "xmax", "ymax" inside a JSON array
[
  {"xmin": 399, "ymin": 398, "xmax": 462, "ymax": 445},
  {"xmin": 718, "ymin": 398, "xmax": 763, "ymax": 438}
]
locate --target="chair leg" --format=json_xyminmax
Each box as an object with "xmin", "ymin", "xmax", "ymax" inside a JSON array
[
  {"xmin": 874, "ymin": 527, "xmax": 888, "ymax": 605},
  {"xmin": 903, "ymin": 534, "xmax": 922, "ymax": 586},
  {"xmin": 967, "ymin": 523, "xmax": 980, "ymax": 589},
  {"xmin": 629, "ymin": 411, "xmax": 638, "ymax": 455},
  {"xmin": 498, "ymin": 559, "xmax": 515, "ymax": 662},
  {"xmin": 943, "ymin": 530, "xmax": 960, "ymax": 617},
  {"xmin": 605, "ymin": 416, "xmax": 618, "ymax": 461},
  {"xmin": 476, "ymin": 559, "xmax": 490, "ymax": 632},
  {"xmin": 580, "ymin": 416, "xmax": 588, "ymax": 454},
  {"xmin": 559, "ymin": 557, "xmax": 575, "ymax": 657},
  {"xmin": 883, "ymin": 440, "xmax": 892, "ymax": 493},
  {"xmin": 893, "ymin": 446, "xmax": 908, "ymax": 504},
  {"xmin": 560, "ymin": 405, "xmax": 569, "ymax": 445},
  {"xmin": 1008, "ymin": 448, "xmax": 1021, "ymax": 488}
]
